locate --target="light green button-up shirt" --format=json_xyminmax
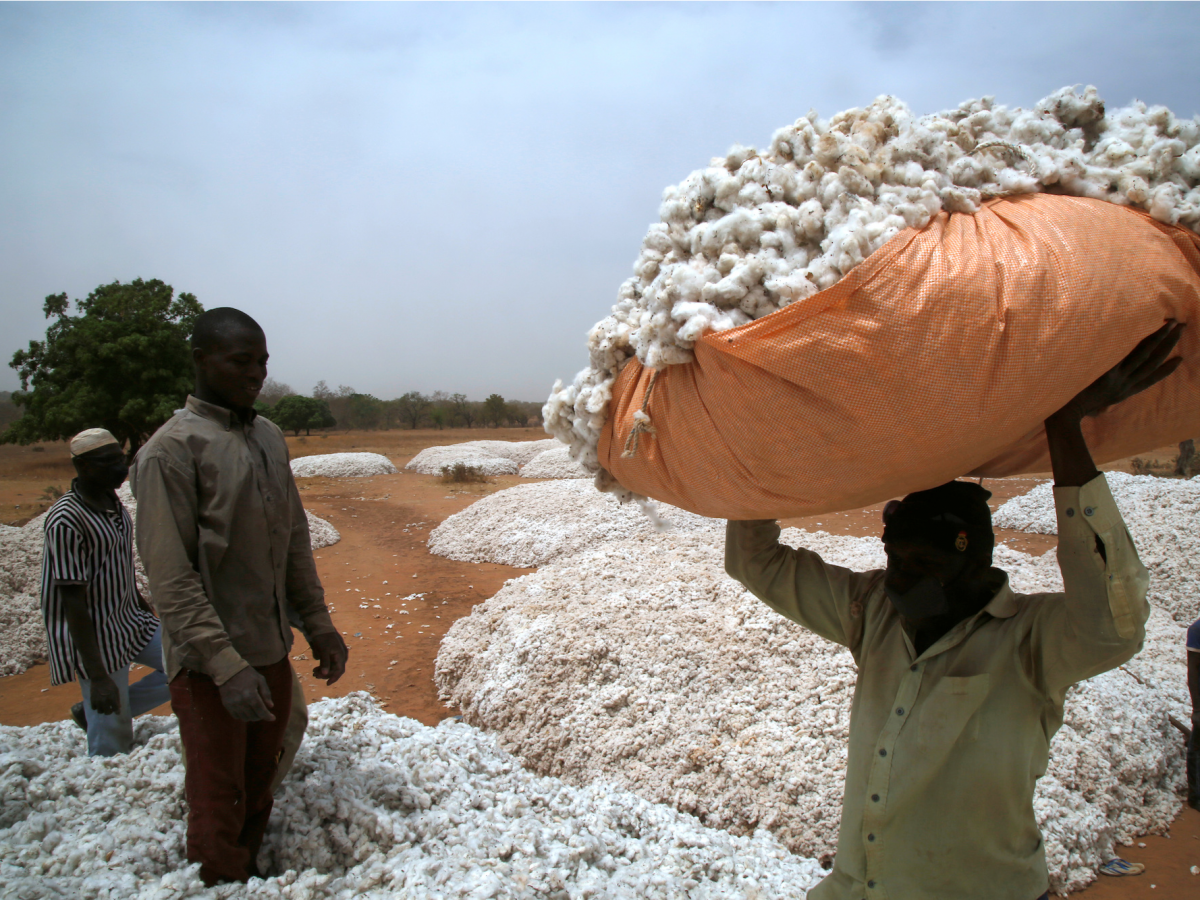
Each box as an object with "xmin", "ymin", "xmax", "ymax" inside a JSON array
[{"xmin": 725, "ymin": 475, "xmax": 1149, "ymax": 900}]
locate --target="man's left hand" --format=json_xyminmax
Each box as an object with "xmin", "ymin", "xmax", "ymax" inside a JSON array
[
  {"xmin": 309, "ymin": 631, "xmax": 348, "ymax": 685},
  {"xmin": 1052, "ymin": 319, "xmax": 1185, "ymax": 423}
]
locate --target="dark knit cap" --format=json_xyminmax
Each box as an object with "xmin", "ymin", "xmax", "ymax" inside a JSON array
[{"xmin": 881, "ymin": 480, "xmax": 995, "ymax": 560}]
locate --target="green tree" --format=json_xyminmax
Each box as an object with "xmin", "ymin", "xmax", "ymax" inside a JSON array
[
  {"xmin": 4, "ymin": 279, "xmax": 202, "ymax": 459},
  {"xmin": 451, "ymin": 392, "xmax": 477, "ymax": 428},
  {"xmin": 396, "ymin": 391, "xmax": 431, "ymax": 429},
  {"xmin": 483, "ymin": 393, "xmax": 507, "ymax": 428},
  {"xmin": 428, "ymin": 406, "xmax": 447, "ymax": 429},
  {"xmin": 346, "ymin": 393, "xmax": 384, "ymax": 430},
  {"xmin": 271, "ymin": 395, "xmax": 336, "ymax": 436},
  {"xmin": 0, "ymin": 392, "xmax": 21, "ymax": 432},
  {"xmin": 258, "ymin": 377, "xmax": 294, "ymax": 406}
]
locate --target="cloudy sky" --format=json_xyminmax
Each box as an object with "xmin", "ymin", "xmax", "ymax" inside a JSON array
[{"xmin": 3, "ymin": 2, "xmax": 1199, "ymax": 402}]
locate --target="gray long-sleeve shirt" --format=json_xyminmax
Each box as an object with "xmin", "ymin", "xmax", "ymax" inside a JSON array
[{"xmin": 130, "ymin": 395, "xmax": 336, "ymax": 685}]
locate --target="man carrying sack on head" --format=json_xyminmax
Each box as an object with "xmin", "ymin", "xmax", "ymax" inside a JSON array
[
  {"xmin": 725, "ymin": 321, "xmax": 1183, "ymax": 899},
  {"xmin": 40, "ymin": 427, "xmax": 170, "ymax": 756},
  {"xmin": 131, "ymin": 307, "xmax": 348, "ymax": 886}
]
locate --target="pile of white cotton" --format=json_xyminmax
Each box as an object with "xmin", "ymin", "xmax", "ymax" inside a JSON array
[
  {"xmin": 428, "ymin": 479, "xmax": 716, "ymax": 567},
  {"xmin": 520, "ymin": 446, "xmax": 590, "ymax": 480},
  {"xmin": 995, "ymin": 471, "xmax": 1200, "ymax": 624},
  {"xmin": 0, "ymin": 486, "xmax": 339, "ymax": 678},
  {"xmin": 405, "ymin": 439, "xmax": 559, "ymax": 477},
  {"xmin": 290, "ymin": 452, "xmax": 398, "ymax": 478},
  {"xmin": 436, "ymin": 481, "xmax": 1190, "ymax": 893},
  {"xmin": 0, "ymin": 521, "xmax": 46, "ymax": 677},
  {"xmin": 304, "ymin": 511, "xmax": 340, "ymax": 550},
  {"xmin": 0, "ymin": 693, "xmax": 826, "ymax": 899},
  {"xmin": 543, "ymin": 86, "xmax": 1200, "ymax": 486}
]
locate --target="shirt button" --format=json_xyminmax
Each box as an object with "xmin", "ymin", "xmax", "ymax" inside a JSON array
[
  {"xmin": 868, "ymin": 880, "xmax": 876, "ymax": 889},
  {"xmin": 879, "ymin": 748, "xmax": 887, "ymax": 757},
  {"xmin": 867, "ymin": 833, "xmax": 875, "ymax": 842},
  {"xmin": 1065, "ymin": 507, "xmax": 1075, "ymax": 517},
  {"xmin": 871, "ymin": 794, "xmax": 880, "ymax": 802},
  {"xmin": 1084, "ymin": 506, "xmax": 1094, "ymax": 516},
  {"xmin": 910, "ymin": 664, "xmax": 918, "ymax": 672}
]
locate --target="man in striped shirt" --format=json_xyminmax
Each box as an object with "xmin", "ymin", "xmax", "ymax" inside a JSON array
[{"xmin": 40, "ymin": 427, "xmax": 169, "ymax": 757}]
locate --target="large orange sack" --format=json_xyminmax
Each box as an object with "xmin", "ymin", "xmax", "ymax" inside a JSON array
[{"xmin": 598, "ymin": 193, "xmax": 1200, "ymax": 520}]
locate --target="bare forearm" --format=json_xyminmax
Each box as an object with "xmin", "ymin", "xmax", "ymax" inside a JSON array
[
  {"xmin": 60, "ymin": 585, "xmax": 109, "ymax": 679},
  {"xmin": 1044, "ymin": 411, "xmax": 1101, "ymax": 488}
]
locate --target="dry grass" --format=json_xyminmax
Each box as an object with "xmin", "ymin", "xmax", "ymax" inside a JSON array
[{"xmin": 439, "ymin": 463, "xmax": 491, "ymax": 484}]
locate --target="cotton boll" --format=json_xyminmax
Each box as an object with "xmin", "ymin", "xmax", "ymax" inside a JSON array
[{"xmin": 1149, "ymin": 183, "xmax": 1182, "ymax": 224}]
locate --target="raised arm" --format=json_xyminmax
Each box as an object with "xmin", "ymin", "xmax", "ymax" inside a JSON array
[
  {"xmin": 725, "ymin": 518, "xmax": 876, "ymax": 653},
  {"xmin": 1034, "ymin": 320, "xmax": 1182, "ymax": 692}
]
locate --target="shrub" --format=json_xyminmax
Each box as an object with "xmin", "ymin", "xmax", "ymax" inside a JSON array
[{"xmin": 440, "ymin": 463, "xmax": 490, "ymax": 484}]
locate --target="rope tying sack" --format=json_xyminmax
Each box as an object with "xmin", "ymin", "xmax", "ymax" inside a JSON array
[
  {"xmin": 969, "ymin": 141, "xmax": 1038, "ymax": 198},
  {"xmin": 621, "ymin": 369, "xmax": 659, "ymax": 459}
]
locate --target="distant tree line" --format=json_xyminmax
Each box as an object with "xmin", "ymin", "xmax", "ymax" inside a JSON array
[
  {"xmin": 254, "ymin": 378, "xmax": 543, "ymax": 434},
  {"xmin": 2, "ymin": 277, "xmax": 546, "ymax": 455}
]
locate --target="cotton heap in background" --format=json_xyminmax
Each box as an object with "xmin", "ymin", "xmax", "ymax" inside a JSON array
[
  {"xmin": 406, "ymin": 439, "xmax": 559, "ymax": 477},
  {"xmin": 290, "ymin": 452, "xmax": 398, "ymax": 478}
]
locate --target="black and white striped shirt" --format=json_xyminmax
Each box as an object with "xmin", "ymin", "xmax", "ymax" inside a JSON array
[{"xmin": 40, "ymin": 484, "xmax": 158, "ymax": 685}]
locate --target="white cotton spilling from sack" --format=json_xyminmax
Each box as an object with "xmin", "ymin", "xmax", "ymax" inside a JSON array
[
  {"xmin": 405, "ymin": 440, "xmax": 559, "ymax": 476},
  {"xmin": 427, "ymin": 480, "xmax": 720, "ymax": 568},
  {"xmin": 520, "ymin": 446, "xmax": 591, "ymax": 480},
  {"xmin": 0, "ymin": 693, "xmax": 827, "ymax": 899},
  {"xmin": 290, "ymin": 452, "xmax": 398, "ymax": 478},
  {"xmin": 543, "ymin": 86, "xmax": 1200, "ymax": 495},
  {"xmin": 994, "ymin": 471, "xmax": 1200, "ymax": 624},
  {"xmin": 436, "ymin": 526, "xmax": 1186, "ymax": 894},
  {"xmin": 0, "ymin": 486, "xmax": 338, "ymax": 678}
]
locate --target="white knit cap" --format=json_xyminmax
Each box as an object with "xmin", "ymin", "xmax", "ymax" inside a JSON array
[{"xmin": 69, "ymin": 428, "xmax": 120, "ymax": 457}]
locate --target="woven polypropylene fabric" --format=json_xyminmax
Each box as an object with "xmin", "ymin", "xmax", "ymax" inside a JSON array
[{"xmin": 599, "ymin": 193, "xmax": 1200, "ymax": 520}]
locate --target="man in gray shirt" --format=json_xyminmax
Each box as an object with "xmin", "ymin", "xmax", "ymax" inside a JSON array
[{"xmin": 132, "ymin": 307, "xmax": 347, "ymax": 885}]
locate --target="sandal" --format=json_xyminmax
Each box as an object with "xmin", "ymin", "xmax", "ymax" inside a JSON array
[{"xmin": 1099, "ymin": 858, "xmax": 1145, "ymax": 876}]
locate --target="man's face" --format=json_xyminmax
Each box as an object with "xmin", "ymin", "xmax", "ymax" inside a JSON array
[
  {"xmin": 194, "ymin": 328, "xmax": 269, "ymax": 409},
  {"xmin": 74, "ymin": 444, "xmax": 129, "ymax": 491},
  {"xmin": 883, "ymin": 540, "xmax": 964, "ymax": 597}
]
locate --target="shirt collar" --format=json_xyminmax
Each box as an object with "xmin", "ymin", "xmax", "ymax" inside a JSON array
[
  {"xmin": 980, "ymin": 569, "xmax": 1020, "ymax": 619},
  {"xmin": 903, "ymin": 568, "xmax": 1019, "ymax": 661},
  {"xmin": 185, "ymin": 394, "xmax": 258, "ymax": 430}
]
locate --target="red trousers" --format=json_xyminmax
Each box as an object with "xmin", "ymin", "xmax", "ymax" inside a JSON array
[{"xmin": 170, "ymin": 658, "xmax": 293, "ymax": 885}]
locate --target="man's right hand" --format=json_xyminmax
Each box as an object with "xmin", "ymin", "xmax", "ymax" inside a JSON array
[
  {"xmin": 87, "ymin": 673, "xmax": 122, "ymax": 716},
  {"xmin": 217, "ymin": 666, "xmax": 276, "ymax": 722}
]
